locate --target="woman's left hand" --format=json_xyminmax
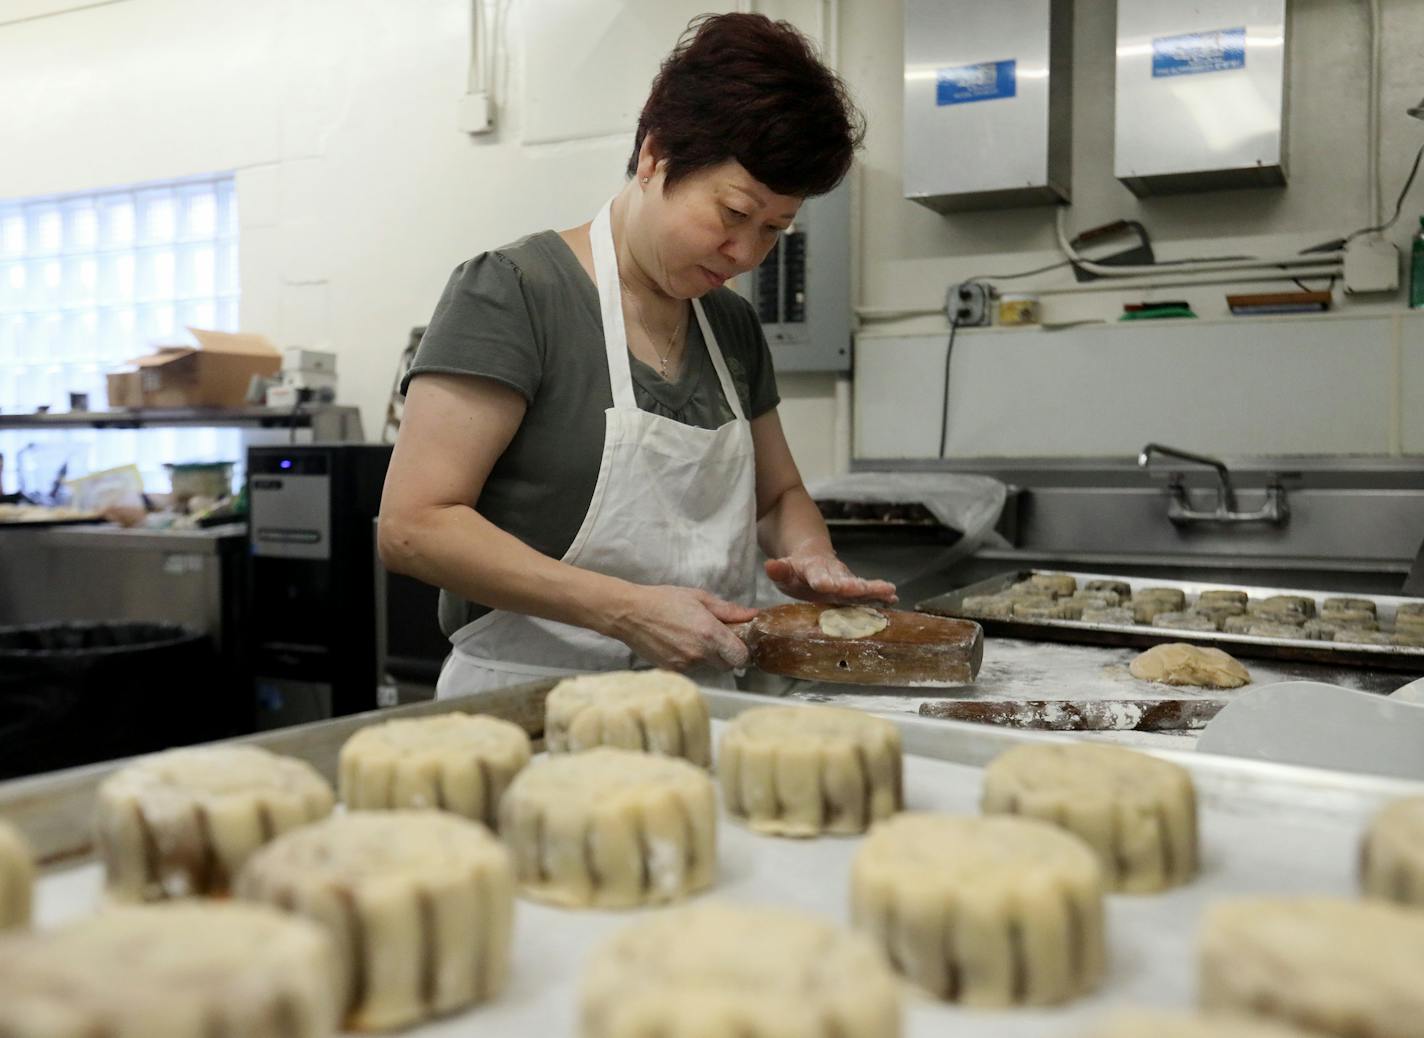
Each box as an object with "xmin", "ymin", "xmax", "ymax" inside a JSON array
[{"xmin": 764, "ymin": 552, "xmax": 898, "ymax": 606}]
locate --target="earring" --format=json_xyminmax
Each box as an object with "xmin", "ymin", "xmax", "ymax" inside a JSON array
[{"xmin": 641, "ymin": 177, "xmax": 649, "ymax": 185}]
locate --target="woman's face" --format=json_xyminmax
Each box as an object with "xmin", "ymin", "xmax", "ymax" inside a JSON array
[{"xmin": 631, "ymin": 159, "xmax": 803, "ymax": 300}]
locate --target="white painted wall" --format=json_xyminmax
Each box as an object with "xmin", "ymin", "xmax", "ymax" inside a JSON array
[
  {"xmin": 3, "ymin": 0, "xmax": 1422, "ymax": 475},
  {"xmin": 841, "ymin": 0, "xmax": 1424, "ymax": 460}
]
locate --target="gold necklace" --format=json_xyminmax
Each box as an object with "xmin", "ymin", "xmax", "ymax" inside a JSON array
[{"xmin": 619, "ymin": 277, "xmax": 683, "ymax": 378}]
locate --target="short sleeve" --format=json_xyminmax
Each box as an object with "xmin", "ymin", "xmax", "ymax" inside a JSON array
[
  {"xmin": 715, "ymin": 291, "xmax": 780, "ymax": 419},
  {"xmin": 401, "ymin": 252, "xmax": 542, "ymax": 401},
  {"xmin": 744, "ymin": 313, "xmax": 780, "ymax": 419}
]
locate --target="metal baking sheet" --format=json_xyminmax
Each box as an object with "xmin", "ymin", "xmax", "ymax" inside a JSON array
[
  {"xmin": 22, "ymin": 688, "xmax": 1424, "ymax": 1038},
  {"xmin": 917, "ymin": 569, "xmax": 1424, "ymax": 673}
]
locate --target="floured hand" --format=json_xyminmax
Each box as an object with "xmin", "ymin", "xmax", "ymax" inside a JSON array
[{"xmin": 764, "ymin": 552, "xmax": 897, "ymax": 606}]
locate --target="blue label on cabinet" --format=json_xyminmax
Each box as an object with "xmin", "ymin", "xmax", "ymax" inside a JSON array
[
  {"xmin": 935, "ymin": 59, "xmax": 1017, "ymax": 105},
  {"xmin": 1152, "ymin": 27, "xmax": 1246, "ymax": 77}
]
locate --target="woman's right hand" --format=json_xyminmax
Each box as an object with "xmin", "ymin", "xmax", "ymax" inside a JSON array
[{"xmin": 606, "ymin": 585, "xmax": 758, "ymax": 672}]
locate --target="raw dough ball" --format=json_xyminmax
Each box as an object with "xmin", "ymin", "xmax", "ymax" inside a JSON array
[
  {"xmin": 499, "ymin": 747, "xmax": 715, "ymax": 908},
  {"xmin": 1081, "ymin": 607, "xmax": 1136, "ymax": 625},
  {"xmin": 1085, "ymin": 579, "xmax": 1133, "ymax": 600},
  {"xmin": 1394, "ymin": 630, "xmax": 1424, "ymax": 647},
  {"xmin": 1323, "ymin": 597, "xmax": 1377, "ymax": 616},
  {"xmin": 339, "ymin": 713, "xmax": 531, "ymax": 826},
  {"xmin": 719, "ymin": 705, "xmax": 903, "ymax": 837},
  {"xmin": 1199, "ymin": 897, "xmax": 1424, "ymax": 1038},
  {"xmin": 0, "ymin": 901, "xmax": 341, "ymax": 1037},
  {"xmin": 1361, "ymin": 797, "xmax": 1424, "ymax": 907},
  {"xmin": 95, "ymin": 745, "xmax": 335, "ymax": 902},
  {"xmin": 1398, "ymin": 602, "xmax": 1424, "ymax": 618},
  {"xmin": 1151, "ymin": 610, "xmax": 1220, "ymax": 632},
  {"xmin": 1068, "ymin": 590, "xmax": 1121, "ymax": 608},
  {"xmin": 1198, "ymin": 589, "xmax": 1249, "ymax": 609},
  {"xmin": 237, "ymin": 810, "xmax": 514, "ymax": 1030},
  {"xmin": 545, "ymin": 670, "xmax": 711, "ymax": 766},
  {"xmin": 819, "ymin": 605, "xmax": 890, "ymax": 639},
  {"xmin": 851, "ymin": 814, "xmax": 1105, "ymax": 1005},
  {"xmin": 1028, "ymin": 572, "xmax": 1078, "ymax": 597},
  {"xmin": 581, "ymin": 901, "xmax": 900, "ymax": 1038},
  {"xmin": 982, "ymin": 743, "xmax": 1197, "ymax": 893},
  {"xmin": 1081, "ymin": 1011, "xmax": 1319, "ymax": 1038},
  {"xmin": 0, "ymin": 821, "xmax": 34, "ymax": 930},
  {"xmin": 1129, "ymin": 643, "xmax": 1250, "ymax": 689}
]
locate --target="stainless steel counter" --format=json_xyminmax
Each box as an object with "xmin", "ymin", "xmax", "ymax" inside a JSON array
[{"xmin": 0, "ymin": 522, "xmax": 248, "ymax": 653}]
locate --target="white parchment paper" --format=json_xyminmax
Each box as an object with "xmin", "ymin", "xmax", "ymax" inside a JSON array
[{"xmin": 34, "ymin": 721, "xmax": 1370, "ymax": 1038}]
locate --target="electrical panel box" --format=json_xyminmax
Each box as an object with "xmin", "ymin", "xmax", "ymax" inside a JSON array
[
  {"xmin": 902, "ymin": 0, "xmax": 1073, "ymax": 212},
  {"xmin": 744, "ymin": 178, "xmax": 851, "ymax": 373},
  {"xmin": 1115, "ymin": 0, "xmax": 1288, "ymax": 196}
]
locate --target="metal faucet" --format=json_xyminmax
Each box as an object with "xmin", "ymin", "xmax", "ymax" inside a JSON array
[{"xmin": 1138, "ymin": 442, "xmax": 1288, "ymax": 525}]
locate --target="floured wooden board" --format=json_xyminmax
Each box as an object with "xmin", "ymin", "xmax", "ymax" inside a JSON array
[
  {"xmin": 736, "ymin": 603, "xmax": 982, "ymax": 687},
  {"xmin": 919, "ymin": 698, "xmax": 1225, "ymax": 731}
]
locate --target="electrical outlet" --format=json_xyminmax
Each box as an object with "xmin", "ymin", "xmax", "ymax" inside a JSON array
[
  {"xmin": 1342, "ymin": 237, "xmax": 1399, "ymax": 294},
  {"xmin": 945, "ymin": 281, "xmax": 991, "ymax": 326}
]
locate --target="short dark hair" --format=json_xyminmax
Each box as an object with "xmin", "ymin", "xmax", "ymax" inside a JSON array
[{"xmin": 627, "ymin": 13, "xmax": 865, "ymax": 198}]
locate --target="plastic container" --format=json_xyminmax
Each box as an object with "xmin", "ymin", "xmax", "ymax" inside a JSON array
[
  {"xmin": 1410, "ymin": 216, "xmax": 1424, "ymax": 310},
  {"xmin": 997, "ymin": 293, "xmax": 1040, "ymax": 326},
  {"xmin": 0, "ymin": 621, "xmax": 227, "ymax": 780}
]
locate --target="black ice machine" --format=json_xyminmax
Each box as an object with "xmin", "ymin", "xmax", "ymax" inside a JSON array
[{"xmin": 247, "ymin": 443, "xmax": 392, "ymax": 726}]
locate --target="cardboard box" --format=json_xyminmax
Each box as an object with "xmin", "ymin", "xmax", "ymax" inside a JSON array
[{"xmin": 106, "ymin": 328, "xmax": 281, "ymax": 409}]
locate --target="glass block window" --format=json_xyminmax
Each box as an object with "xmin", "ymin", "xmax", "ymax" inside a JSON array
[{"xmin": 0, "ymin": 174, "xmax": 242, "ymax": 497}]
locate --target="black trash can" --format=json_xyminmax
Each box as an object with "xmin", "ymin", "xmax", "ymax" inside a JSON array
[{"xmin": 0, "ymin": 621, "xmax": 228, "ymax": 780}]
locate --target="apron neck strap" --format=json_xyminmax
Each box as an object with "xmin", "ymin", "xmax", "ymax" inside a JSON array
[
  {"xmin": 591, "ymin": 195, "xmax": 747, "ymax": 422},
  {"xmin": 591, "ymin": 199, "xmax": 638, "ymax": 410}
]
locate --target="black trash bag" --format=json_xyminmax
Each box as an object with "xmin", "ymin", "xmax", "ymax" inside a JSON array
[{"xmin": 0, "ymin": 621, "xmax": 228, "ymax": 780}]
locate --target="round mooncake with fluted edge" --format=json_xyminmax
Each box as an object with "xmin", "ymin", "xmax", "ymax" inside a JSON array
[
  {"xmin": 580, "ymin": 901, "xmax": 900, "ymax": 1038},
  {"xmin": 499, "ymin": 747, "xmax": 716, "ymax": 908},
  {"xmin": 237, "ymin": 809, "xmax": 514, "ymax": 1031},
  {"xmin": 0, "ymin": 820, "xmax": 34, "ymax": 930},
  {"xmin": 545, "ymin": 669, "xmax": 711, "ymax": 766},
  {"xmin": 339, "ymin": 712, "xmax": 531, "ymax": 826},
  {"xmin": 982, "ymin": 742, "xmax": 1197, "ymax": 893},
  {"xmin": 852, "ymin": 813, "xmax": 1105, "ymax": 1005},
  {"xmin": 719, "ymin": 704, "xmax": 903, "ymax": 837},
  {"xmin": 1199, "ymin": 897, "xmax": 1424, "ymax": 1038},
  {"xmin": 95, "ymin": 744, "xmax": 335, "ymax": 901},
  {"xmin": 0, "ymin": 901, "xmax": 341, "ymax": 1037},
  {"xmin": 1361, "ymin": 797, "xmax": 1424, "ymax": 907}
]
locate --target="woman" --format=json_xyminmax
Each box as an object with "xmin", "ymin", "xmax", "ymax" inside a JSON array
[{"xmin": 379, "ymin": 12, "xmax": 896, "ymax": 698}]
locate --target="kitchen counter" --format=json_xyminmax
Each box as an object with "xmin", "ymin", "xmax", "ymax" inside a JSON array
[{"xmin": 780, "ymin": 532, "xmax": 1424, "ymax": 747}]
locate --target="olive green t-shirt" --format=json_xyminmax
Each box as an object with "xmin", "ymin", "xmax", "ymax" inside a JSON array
[{"xmin": 402, "ymin": 230, "xmax": 780, "ymax": 638}]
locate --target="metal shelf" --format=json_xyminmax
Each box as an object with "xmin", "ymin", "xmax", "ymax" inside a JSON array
[{"xmin": 0, "ymin": 406, "xmax": 364, "ymax": 440}]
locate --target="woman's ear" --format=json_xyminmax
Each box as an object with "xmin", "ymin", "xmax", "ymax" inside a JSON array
[{"xmin": 637, "ymin": 133, "xmax": 668, "ymax": 184}]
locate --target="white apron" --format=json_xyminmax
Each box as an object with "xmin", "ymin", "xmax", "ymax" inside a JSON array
[{"xmin": 435, "ymin": 198, "xmax": 759, "ymax": 699}]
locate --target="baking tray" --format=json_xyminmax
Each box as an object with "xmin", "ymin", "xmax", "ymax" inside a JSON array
[
  {"xmin": 917, "ymin": 569, "xmax": 1424, "ymax": 673},
  {"xmin": 14, "ymin": 687, "xmax": 1424, "ymax": 1037}
]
